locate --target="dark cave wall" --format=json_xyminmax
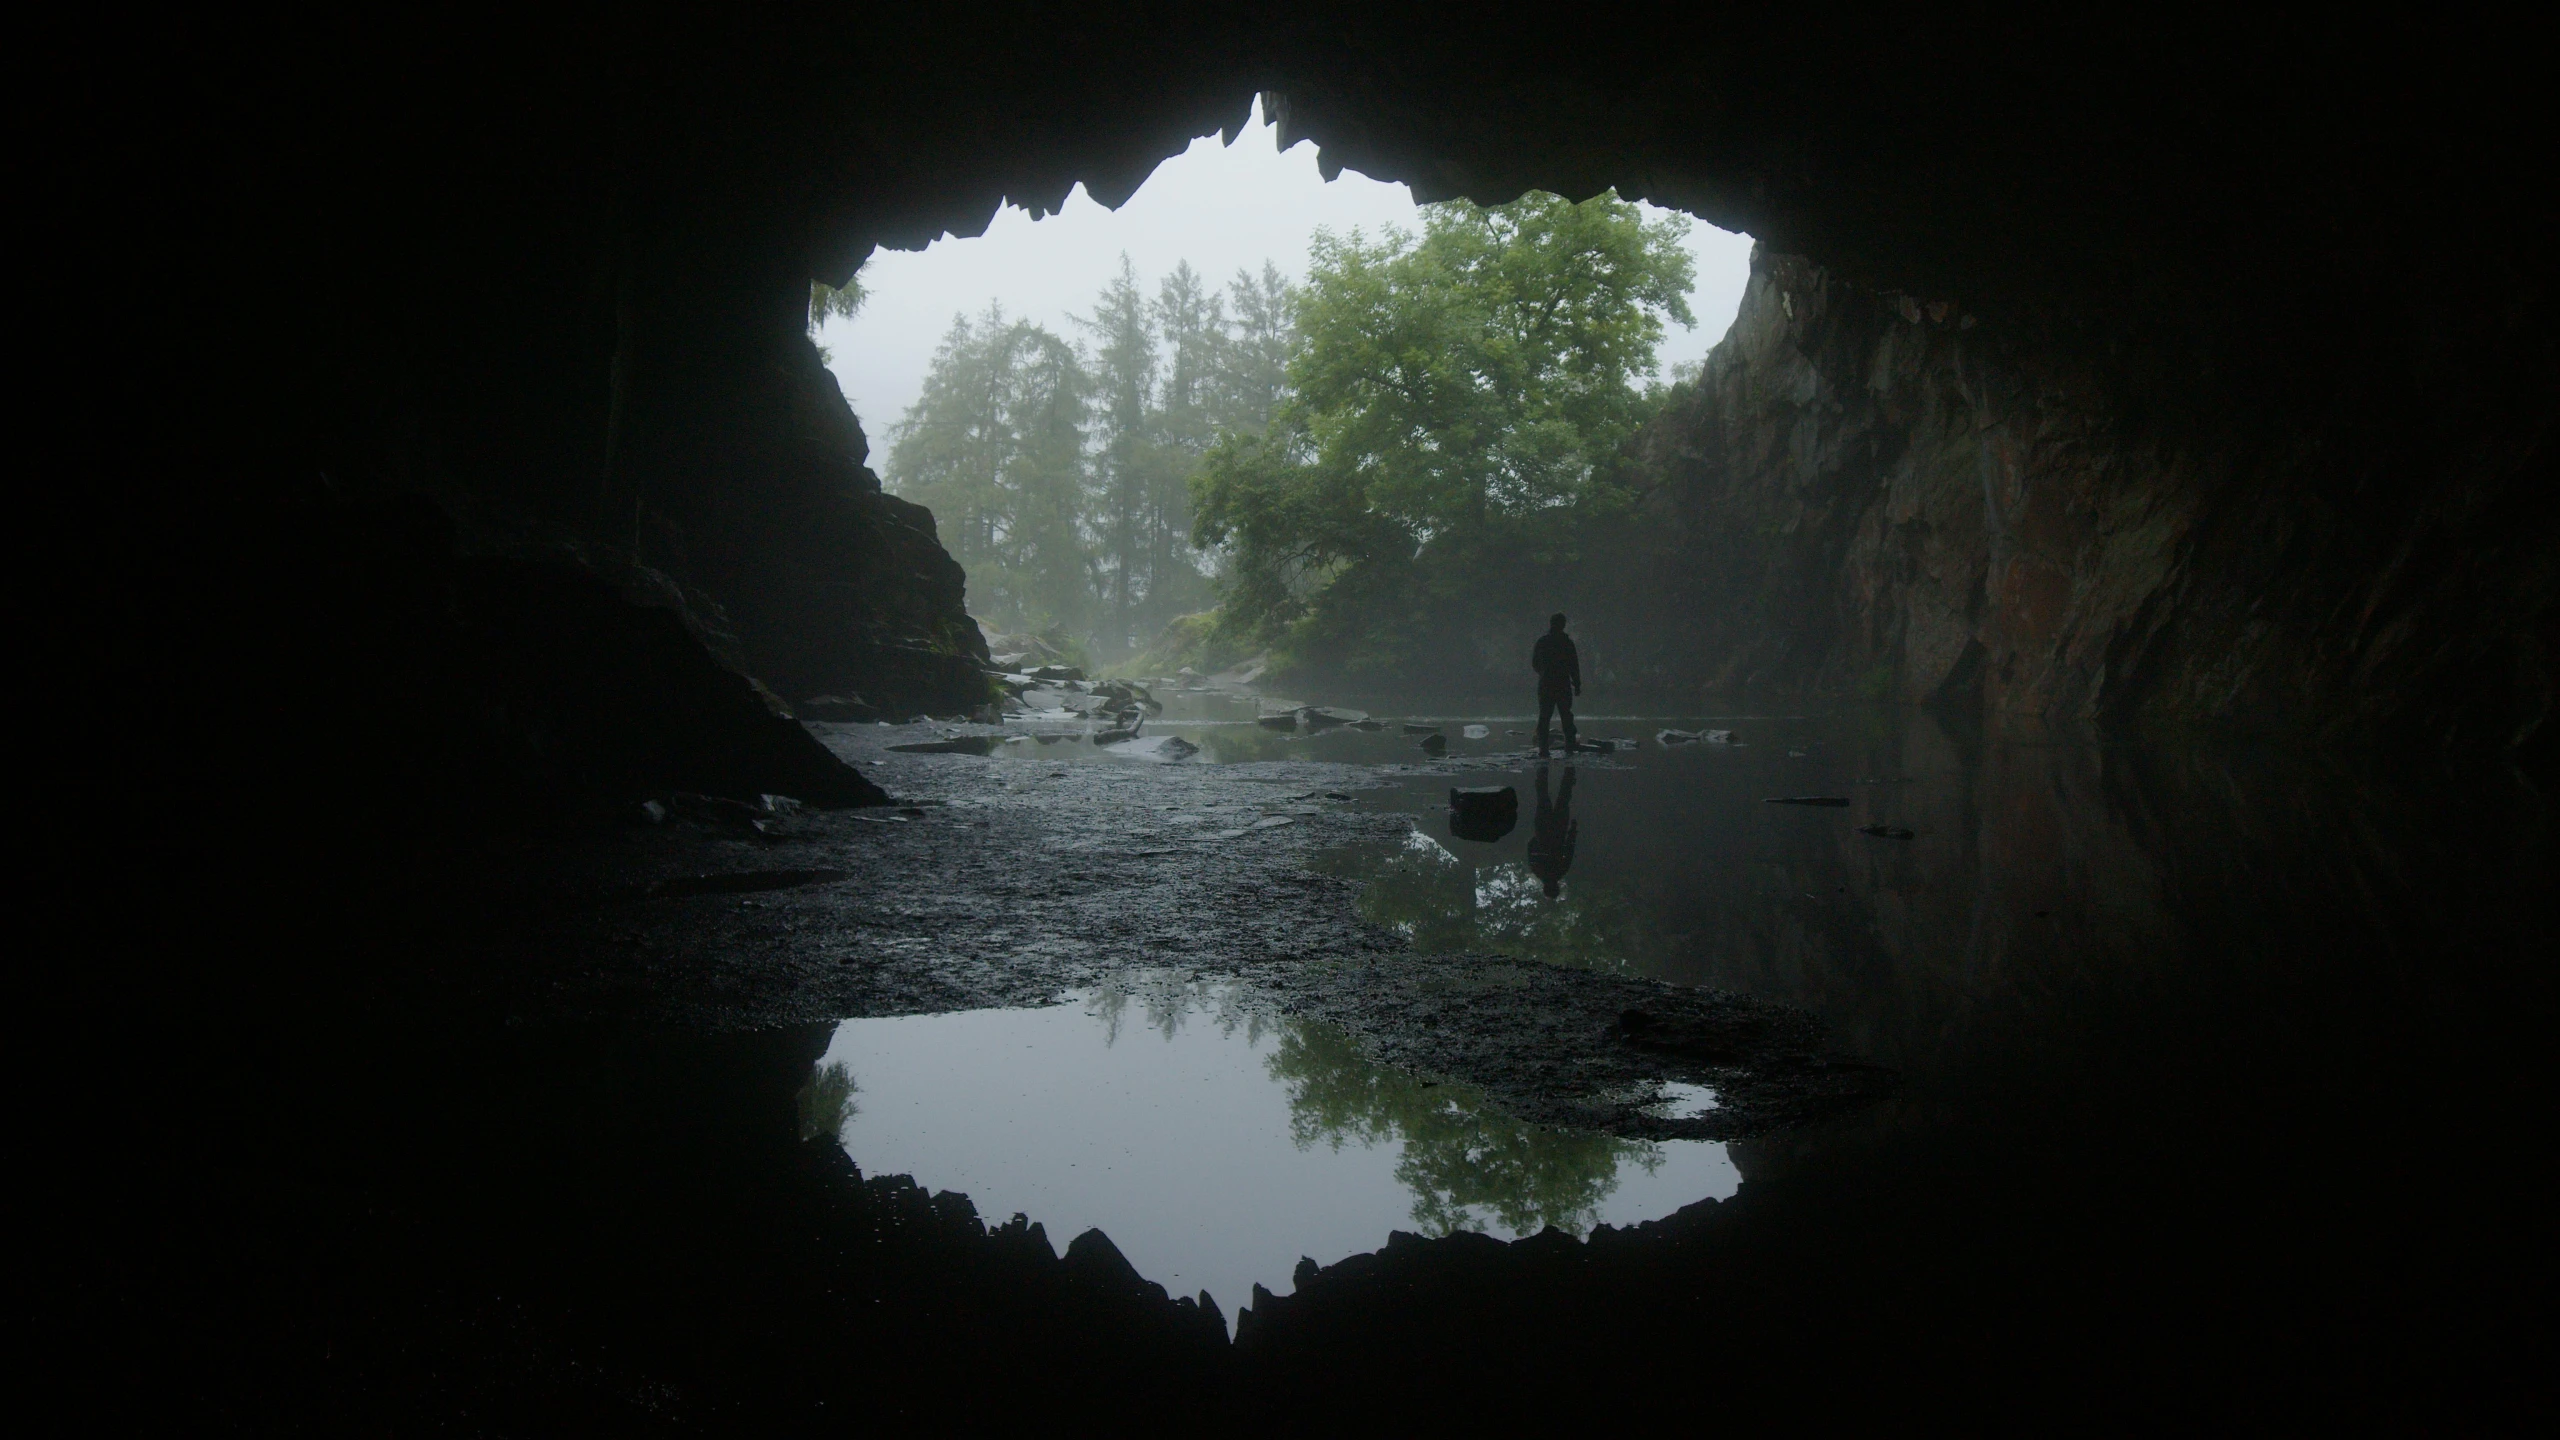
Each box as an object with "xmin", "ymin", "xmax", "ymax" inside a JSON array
[
  {"xmin": 1607, "ymin": 247, "xmax": 2555, "ymax": 753},
  {"xmin": 267, "ymin": 11, "xmax": 994, "ymax": 716},
  {"xmin": 78, "ymin": 5, "xmax": 2556, "ymax": 775}
]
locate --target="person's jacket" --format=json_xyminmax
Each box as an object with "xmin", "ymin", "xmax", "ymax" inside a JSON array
[{"xmin": 1531, "ymin": 632, "xmax": 1581, "ymax": 694}]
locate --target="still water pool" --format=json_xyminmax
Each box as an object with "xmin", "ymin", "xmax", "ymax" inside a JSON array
[{"xmin": 804, "ymin": 974, "xmax": 1736, "ymax": 1325}]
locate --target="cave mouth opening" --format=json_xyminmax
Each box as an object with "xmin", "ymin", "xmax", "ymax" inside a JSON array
[{"xmin": 813, "ymin": 93, "xmax": 1755, "ymax": 683}]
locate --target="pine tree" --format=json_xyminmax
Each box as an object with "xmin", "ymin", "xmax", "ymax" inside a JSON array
[
  {"xmin": 1077, "ymin": 257, "xmax": 1156, "ymax": 652},
  {"xmin": 884, "ymin": 305, "xmax": 1097, "ymax": 634},
  {"xmin": 1213, "ymin": 261, "xmax": 1296, "ymax": 437},
  {"xmin": 1140, "ymin": 262, "xmax": 1224, "ymax": 634}
]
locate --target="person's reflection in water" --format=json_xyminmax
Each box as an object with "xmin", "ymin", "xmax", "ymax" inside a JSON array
[{"xmin": 1527, "ymin": 764, "xmax": 1579, "ymax": 898}]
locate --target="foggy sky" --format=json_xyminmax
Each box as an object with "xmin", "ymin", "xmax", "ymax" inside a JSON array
[{"xmin": 819, "ymin": 97, "xmax": 1754, "ymax": 444}]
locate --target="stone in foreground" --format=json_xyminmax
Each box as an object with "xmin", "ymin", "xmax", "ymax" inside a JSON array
[{"xmin": 1448, "ymin": 785, "xmax": 1520, "ymax": 842}]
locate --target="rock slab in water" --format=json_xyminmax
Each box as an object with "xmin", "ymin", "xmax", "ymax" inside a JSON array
[
  {"xmin": 1419, "ymin": 733, "xmax": 1448, "ymax": 754},
  {"xmin": 1658, "ymin": 728, "xmax": 1699, "ymax": 744},
  {"xmin": 1764, "ymin": 795, "xmax": 1851, "ymax": 807},
  {"xmin": 888, "ymin": 735, "xmax": 999, "ymax": 755},
  {"xmin": 1403, "ymin": 722, "xmax": 1442, "ymax": 735},
  {"xmin": 1447, "ymin": 785, "xmax": 1519, "ymax": 842},
  {"xmin": 1303, "ymin": 706, "xmax": 1369, "ymax": 728},
  {"xmin": 1858, "ymin": 823, "xmax": 1914, "ymax": 838}
]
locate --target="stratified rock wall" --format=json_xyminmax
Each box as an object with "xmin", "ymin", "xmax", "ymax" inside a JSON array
[{"xmin": 1619, "ymin": 248, "xmax": 2557, "ymax": 755}]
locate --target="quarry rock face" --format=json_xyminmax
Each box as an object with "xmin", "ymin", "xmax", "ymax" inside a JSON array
[
  {"xmin": 1610, "ymin": 248, "xmax": 2555, "ymax": 757},
  {"xmin": 624, "ymin": 336, "xmax": 994, "ymax": 717}
]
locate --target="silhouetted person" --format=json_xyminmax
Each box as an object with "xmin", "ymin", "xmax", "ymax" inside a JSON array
[
  {"xmin": 1527, "ymin": 765, "xmax": 1578, "ymax": 897},
  {"xmin": 1531, "ymin": 613, "xmax": 1580, "ymax": 756}
]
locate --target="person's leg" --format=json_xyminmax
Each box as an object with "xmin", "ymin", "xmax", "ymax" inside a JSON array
[
  {"xmin": 1536, "ymin": 693, "xmax": 1556, "ymax": 753},
  {"xmin": 1560, "ymin": 693, "xmax": 1578, "ymax": 750}
]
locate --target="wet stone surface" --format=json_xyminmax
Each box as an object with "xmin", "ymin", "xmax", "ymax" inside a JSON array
[
  {"xmin": 487, "ymin": 718, "xmax": 1883, "ymax": 1145},
  {"xmin": 85, "ymin": 700, "xmax": 2551, "ymax": 1429}
]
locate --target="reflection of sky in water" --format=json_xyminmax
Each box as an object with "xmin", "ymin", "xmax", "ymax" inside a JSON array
[{"xmin": 808, "ymin": 977, "xmax": 1736, "ymax": 1328}]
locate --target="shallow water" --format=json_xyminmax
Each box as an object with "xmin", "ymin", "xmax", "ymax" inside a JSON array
[
  {"xmin": 810, "ymin": 974, "xmax": 1736, "ymax": 1325},
  {"xmin": 795, "ymin": 694, "xmax": 2547, "ymax": 1414}
]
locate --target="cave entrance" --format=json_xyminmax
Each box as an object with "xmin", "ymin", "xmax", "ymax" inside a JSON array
[{"xmin": 813, "ymin": 95, "xmax": 1751, "ymax": 680}]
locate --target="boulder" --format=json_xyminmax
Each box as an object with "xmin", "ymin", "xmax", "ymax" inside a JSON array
[{"xmin": 1419, "ymin": 733, "xmax": 1448, "ymax": 754}]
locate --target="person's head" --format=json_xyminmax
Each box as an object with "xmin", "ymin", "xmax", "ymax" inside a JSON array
[{"xmin": 1549, "ymin": 612, "xmax": 1568, "ymax": 632}]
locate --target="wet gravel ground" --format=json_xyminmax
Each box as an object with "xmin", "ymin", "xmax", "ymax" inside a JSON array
[{"xmin": 483, "ymin": 721, "xmax": 1887, "ymax": 1138}]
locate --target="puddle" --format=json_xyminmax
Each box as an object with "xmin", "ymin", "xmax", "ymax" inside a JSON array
[
  {"xmin": 806, "ymin": 974, "xmax": 1738, "ymax": 1326},
  {"xmin": 1307, "ymin": 715, "xmax": 1921, "ymax": 989},
  {"xmin": 1647, "ymin": 1082, "xmax": 1721, "ymax": 1118}
]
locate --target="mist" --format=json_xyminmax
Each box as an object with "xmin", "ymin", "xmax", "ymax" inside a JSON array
[{"xmin": 820, "ymin": 96, "xmax": 1753, "ymax": 437}]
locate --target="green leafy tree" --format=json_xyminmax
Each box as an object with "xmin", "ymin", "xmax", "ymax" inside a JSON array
[
  {"xmin": 808, "ymin": 273, "xmax": 867, "ymax": 362},
  {"xmin": 796, "ymin": 1060, "xmax": 858, "ymax": 1141},
  {"xmin": 809, "ymin": 275, "xmax": 867, "ymax": 330},
  {"xmin": 1268, "ymin": 1019, "xmax": 1660, "ymax": 1236},
  {"xmin": 1192, "ymin": 192, "xmax": 1693, "ymax": 667}
]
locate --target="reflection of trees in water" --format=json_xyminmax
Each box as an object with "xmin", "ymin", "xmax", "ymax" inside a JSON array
[
  {"xmin": 797, "ymin": 1061, "xmax": 858, "ymax": 1142},
  {"xmin": 1086, "ymin": 972, "xmax": 1273, "ymax": 1048},
  {"xmin": 1316, "ymin": 830, "xmax": 1663, "ymax": 978},
  {"xmin": 1267, "ymin": 1020, "xmax": 1661, "ymax": 1237}
]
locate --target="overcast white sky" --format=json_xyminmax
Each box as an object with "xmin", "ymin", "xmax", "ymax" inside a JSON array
[{"xmin": 818, "ymin": 96, "xmax": 1755, "ymax": 438}]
